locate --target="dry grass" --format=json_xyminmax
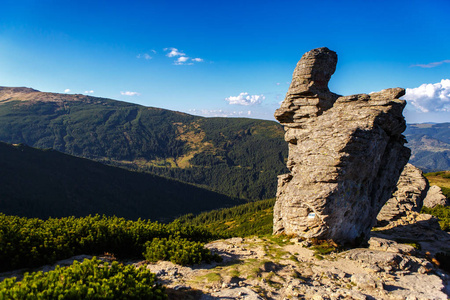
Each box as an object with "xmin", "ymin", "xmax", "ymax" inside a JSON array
[{"xmin": 425, "ymin": 171, "xmax": 450, "ymax": 190}]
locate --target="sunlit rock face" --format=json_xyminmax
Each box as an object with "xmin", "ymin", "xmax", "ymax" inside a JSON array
[{"xmin": 273, "ymin": 47, "xmax": 410, "ymax": 244}]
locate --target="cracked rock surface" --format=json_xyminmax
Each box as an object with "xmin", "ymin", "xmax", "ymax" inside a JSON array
[
  {"xmin": 144, "ymin": 235, "xmax": 449, "ymax": 299},
  {"xmin": 377, "ymin": 163, "xmax": 429, "ymax": 225},
  {"xmin": 273, "ymin": 47, "xmax": 410, "ymax": 243}
]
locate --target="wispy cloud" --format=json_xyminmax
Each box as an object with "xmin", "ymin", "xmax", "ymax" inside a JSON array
[
  {"xmin": 411, "ymin": 60, "xmax": 450, "ymax": 68},
  {"xmin": 121, "ymin": 91, "xmax": 141, "ymax": 96},
  {"xmin": 176, "ymin": 56, "xmax": 190, "ymax": 63},
  {"xmin": 64, "ymin": 89, "xmax": 71, "ymax": 93},
  {"xmin": 84, "ymin": 90, "xmax": 94, "ymax": 94},
  {"xmin": 164, "ymin": 47, "xmax": 185, "ymax": 57},
  {"xmin": 163, "ymin": 47, "xmax": 204, "ymax": 65},
  {"xmin": 189, "ymin": 109, "xmax": 252, "ymax": 117},
  {"xmin": 225, "ymin": 92, "xmax": 265, "ymax": 106},
  {"xmin": 137, "ymin": 53, "xmax": 153, "ymax": 60},
  {"xmin": 403, "ymin": 79, "xmax": 450, "ymax": 112}
]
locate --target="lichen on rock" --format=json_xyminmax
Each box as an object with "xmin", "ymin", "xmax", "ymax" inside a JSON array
[{"xmin": 273, "ymin": 47, "xmax": 411, "ymax": 244}]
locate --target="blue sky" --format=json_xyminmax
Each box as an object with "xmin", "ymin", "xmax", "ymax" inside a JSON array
[{"xmin": 1, "ymin": 0, "xmax": 449, "ymax": 123}]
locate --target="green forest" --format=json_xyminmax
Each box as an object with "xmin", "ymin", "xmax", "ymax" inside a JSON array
[
  {"xmin": 0, "ymin": 93, "xmax": 287, "ymax": 200},
  {"xmin": 0, "ymin": 142, "xmax": 242, "ymax": 221},
  {"xmin": 0, "ymin": 88, "xmax": 449, "ymax": 203}
]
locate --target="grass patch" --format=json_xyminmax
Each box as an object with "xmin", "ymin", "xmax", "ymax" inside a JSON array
[
  {"xmin": 229, "ymin": 269, "xmax": 240, "ymax": 278},
  {"xmin": 195, "ymin": 272, "xmax": 222, "ymax": 283},
  {"xmin": 421, "ymin": 205, "xmax": 450, "ymax": 231},
  {"xmin": 310, "ymin": 239, "xmax": 339, "ymax": 256},
  {"xmin": 394, "ymin": 238, "xmax": 422, "ymax": 250},
  {"xmin": 424, "ymin": 171, "xmax": 450, "ymax": 198}
]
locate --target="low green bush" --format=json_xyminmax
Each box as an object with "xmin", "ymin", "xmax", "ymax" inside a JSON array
[
  {"xmin": 177, "ymin": 198, "xmax": 275, "ymax": 237},
  {"xmin": 0, "ymin": 257, "xmax": 166, "ymax": 299},
  {"xmin": 0, "ymin": 214, "xmax": 218, "ymax": 272},
  {"xmin": 143, "ymin": 236, "xmax": 222, "ymax": 265},
  {"xmin": 421, "ymin": 205, "xmax": 450, "ymax": 231}
]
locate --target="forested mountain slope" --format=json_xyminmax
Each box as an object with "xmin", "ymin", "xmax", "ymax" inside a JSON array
[
  {"xmin": 404, "ymin": 123, "xmax": 450, "ymax": 172},
  {"xmin": 0, "ymin": 86, "xmax": 287, "ymax": 200},
  {"xmin": 0, "ymin": 86, "xmax": 448, "ymax": 203},
  {"xmin": 0, "ymin": 142, "xmax": 243, "ymax": 221}
]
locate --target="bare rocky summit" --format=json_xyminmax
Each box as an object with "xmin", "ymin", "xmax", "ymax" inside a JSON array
[
  {"xmin": 273, "ymin": 47, "xmax": 411, "ymax": 244},
  {"xmin": 377, "ymin": 163, "xmax": 429, "ymax": 225}
]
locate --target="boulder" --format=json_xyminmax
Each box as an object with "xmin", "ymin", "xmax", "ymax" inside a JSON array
[
  {"xmin": 377, "ymin": 163, "xmax": 429, "ymax": 225},
  {"xmin": 424, "ymin": 185, "xmax": 449, "ymax": 208},
  {"xmin": 273, "ymin": 47, "xmax": 410, "ymax": 244}
]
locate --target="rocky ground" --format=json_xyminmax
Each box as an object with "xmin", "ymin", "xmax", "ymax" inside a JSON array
[
  {"xmin": 1, "ymin": 236, "xmax": 449, "ymax": 300},
  {"xmin": 143, "ymin": 234, "xmax": 450, "ymax": 300}
]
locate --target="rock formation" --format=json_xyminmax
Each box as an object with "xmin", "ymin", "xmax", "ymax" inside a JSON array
[
  {"xmin": 424, "ymin": 185, "xmax": 449, "ymax": 208},
  {"xmin": 377, "ymin": 163, "xmax": 429, "ymax": 225},
  {"xmin": 273, "ymin": 47, "xmax": 411, "ymax": 244}
]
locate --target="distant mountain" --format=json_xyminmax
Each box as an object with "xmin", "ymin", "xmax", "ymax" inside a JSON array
[
  {"xmin": 0, "ymin": 86, "xmax": 288, "ymax": 200},
  {"xmin": 0, "ymin": 86, "xmax": 448, "ymax": 204},
  {"xmin": 404, "ymin": 123, "xmax": 450, "ymax": 172},
  {"xmin": 0, "ymin": 142, "xmax": 243, "ymax": 221}
]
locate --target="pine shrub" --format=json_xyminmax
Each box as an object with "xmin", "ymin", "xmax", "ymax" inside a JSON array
[{"xmin": 0, "ymin": 258, "xmax": 166, "ymax": 299}]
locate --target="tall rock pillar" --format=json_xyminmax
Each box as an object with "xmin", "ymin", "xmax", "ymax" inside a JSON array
[{"xmin": 273, "ymin": 47, "xmax": 411, "ymax": 244}]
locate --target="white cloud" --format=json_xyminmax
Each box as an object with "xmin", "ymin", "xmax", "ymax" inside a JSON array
[
  {"xmin": 174, "ymin": 56, "xmax": 193, "ymax": 65},
  {"xmin": 121, "ymin": 91, "xmax": 141, "ymax": 96},
  {"xmin": 84, "ymin": 90, "xmax": 94, "ymax": 94},
  {"xmin": 164, "ymin": 47, "xmax": 204, "ymax": 65},
  {"xmin": 225, "ymin": 92, "xmax": 265, "ymax": 106},
  {"xmin": 403, "ymin": 79, "xmax": 450, "ymax": 112},
  {"xmin": 164, "ymin": 47, "xmax": 185, "ymax": 57},
  {"xmin": 137, "ymin": 53, "xmax": 152, "ymax": 60},
  {"xmin": 64, "ymin": 89, "xmax": 71, "ymax": 93},
  {"xmin": 188, "ymin": 109, "xmax": 253, "ymax": 117},
  {"xmin": 411, "ymin": 60, "xmax": 450, "ymax": 68},
  {"xmin": 177, "ymin": 56, "xmax": 189, "ymax": 63},
  {"xmin": 151, "ymin": 49, "xmax": 157, "ymax": 54}
]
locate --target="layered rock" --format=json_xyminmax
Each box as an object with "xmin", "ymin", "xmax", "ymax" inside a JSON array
[
  {"xmin": 424, "ymin": 185, "xmax": 449, "ymax": 208},
  {"xmin": 377, "ymin": 163, "xmax": 429, "ymax": 225},
  {"xmin": 273, "ymin": 47, "xmax": 411, "ymax": 244}
]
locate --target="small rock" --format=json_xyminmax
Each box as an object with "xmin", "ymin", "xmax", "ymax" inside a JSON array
[
  {"xmin": 300, "ymin": 240, "xmax": 312, "ymax": 247},
  {"xmin": 173, "ymin": 285, "xmax": 190, "ymax": 291},
  {"xmin": 424, "ymin": 185, "xmax": 449, "ymax": 208},
  {"xmin": 351, "ymin": 273, "xmax": 382, "ymax": 290}
]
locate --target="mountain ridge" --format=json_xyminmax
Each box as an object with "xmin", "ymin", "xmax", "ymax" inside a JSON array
[
  {"xmin": 0, "ymin": 86, "xmax": 448, "ymax": 202},
  {"xmin": 0, "ymin": 86, "xmax": 288, "ymax": 200}
]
